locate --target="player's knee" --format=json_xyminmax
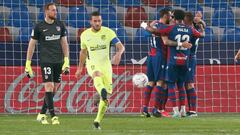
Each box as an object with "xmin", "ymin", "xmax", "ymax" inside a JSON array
[
  {"xmin": 156, "ymin": 80, "xmax": 164, "ymax": 87},
  {"xmin": 147, "ymin": 81, "xmax": 155, "ymax": 87},
  {"xmin": 44, "ymin": 82, "xmax": 54, "ymax": 92},
  {"xmin": 54, "ymin": 83, "xmax": 60, "ymax": 91},
  {"xmin": 92, "ymin": 71, "xmax": 103, "ymax": 78}
]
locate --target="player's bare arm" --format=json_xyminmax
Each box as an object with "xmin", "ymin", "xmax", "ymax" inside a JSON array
[
  {"xmin": 141, "ymin": 22, "xmax": 159, "ymax": 34},
  {"xmin": 235, "ymin": 49, "xmax": 240, "ymax": 61},
  {"xmin": 61, "ymin": 36, "xmax": 69, "ymax": 58},
  {"xmin": 161, "ymin": 36, "xmax": 192, "ymax": 49},
  {"xmin": 75, "ymin": 48, "xmax": 88, "ymax": 78},
  {"xmin": 61, "ymin": 36, "xmax": 70, "ymax": 74},
  {"xmin": 112, "ymin": 42, "xmax": 125, "ymax": 65},
  {"xmin": 26, "ymin": 38, "xmax": 37, "ymax": 61}
]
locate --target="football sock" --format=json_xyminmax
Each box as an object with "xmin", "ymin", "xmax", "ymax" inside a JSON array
[
  {"xmin": 186, "ymin": 88, "xmax": 197, "ymax": 111},
  {"xmin": 45, "ymin": 92, "xmax": 55, "ymax": 117},
  {"xmin": 155, "ymin": 86, "xmax": 165, "ymax": 110},
  {"xmin": 168, "ymin": 82, "xmax": 177, "ymax": 107},
  {"xmin": 94, "ymin": 100, "xmax": 108, "ymax": 123},
  {"xmin": 40, "ymin": 92, "xmax": 55, "ymax": 114},
  {"xmin": 177, "ymin": 82, "xmax": 186, "ymax": 106},
  {"xmin": 40, "ymin": 98, "xmax": 47, "ymax": 114},
  {"xmin": 163, "ymin": 88, "xmax": 168, "ymax": 110},
  {"xmin": 144, "ymin": 85, "xmax": 153, "ymax": 108}
]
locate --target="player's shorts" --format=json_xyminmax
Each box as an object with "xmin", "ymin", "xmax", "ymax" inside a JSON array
[
  {"xmin": 186, "ymin": 56, "xmax": 197, "ymax": 83},
  {"xmin": 86, "ymin": 61, "xmax": 113, "ymax": 94},
  {"xmin": 165, "ymin": 64, "xmax": 188, "ymax": 83},
  {"xmin": 40, "ymin": 63, "xmax": 63, "ymax": 83},
  {"xmin": 146, "ymin": 51, "xmax": 165, "ymax": 82}
]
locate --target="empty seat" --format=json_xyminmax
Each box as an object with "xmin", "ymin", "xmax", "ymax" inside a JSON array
[
  {"xmin": 98, "ymin": 6, "xmax": 116, "ymax": 14},
  {"xmin": 85, "ymin": 0, "xmax": 111, "ymax": 7},
  {"xmin": 58, "ymin": 0, "xmax": 83, "ymax": 6},
  {"xmin": 200, "ymin": 27, "xmax": 216, "ymax": 42},
  {"xmin": 2, "ymin": 0, "xmax": 26, "ymax": 8},
  {"xmin": 186, "ymin": 4, "xmax": 203, "ymax": 13},
  {"xmin": 174, "ymin": 0, "xmax": 197, "ymax": 7},
  {"xmin": 116, "ymin": 0, "xmax": 141, "ymax": 7},
  {"xmin": 18, "ymin": 27, "xmax": 32, "ymax": 42},
  {"xmin": 8, "ymin": 7, "xmax": 32, "ymax": 27},
  {"xmin": 211, "ymin": 8, "xmax": 235, "ymax": 28},
  {"xmin": 142, "ymin": 0, "xmax": 171, "ymax": 7},
  {"xmin": 0, "ymin": 27, "xmax": 12, "ymax": 42},
  {"xmin": 124, "ymin": 6, "xmax": 148, "ymax": 28},
  {"xmin": 112, "ymin": 27, "xmax": 128, "ymax": 42},
  {"xmin": 67, "ymin": 6, "xmax": 90, "ymax": 28},
  {"xmin": 211, "ymin": 0, "xmax": 229, "ymax": 9},
  {"xmin": 134, "ymin": 28, "xmax": 150, "ymax": 43},
  {"xmin": 101, "ymin": 13, "xmax": 120, "ymax": 28},
  {"xmin": 221, "ymin": 27, "xmax": 240, "ymax": 42},
  {"xmin": 28, "ymin": 0, "xmax": 54, "ymax": 8}
]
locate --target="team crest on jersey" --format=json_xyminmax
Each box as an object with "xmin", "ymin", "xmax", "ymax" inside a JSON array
[
  {"xmin": 101, "ymin": 35, "xmax": 106, "ymax": 40},
  {"xmin": 56, "ymin": 26, "xmax": 61, "ymax": 31},
  {"xmin": 45, "ymin": 75, "xmax": 48, "ymax": 80}
]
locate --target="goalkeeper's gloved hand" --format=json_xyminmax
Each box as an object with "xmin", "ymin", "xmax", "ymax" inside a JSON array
[
  {"xmin": 25, "ymin": 60, "xmax": 34, "ymax": 78},
  {"xmin": 62, "ymin": 57, "xmax": 70, "ymax": 75},
  {"xmin": 140, "ymin": 22, "xmax": 148, "ymax": 29}
]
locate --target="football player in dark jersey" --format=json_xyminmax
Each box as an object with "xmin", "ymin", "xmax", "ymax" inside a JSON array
[{"xmin": 25, "ymin": 3, "xmax": 69, "ymax": 125}]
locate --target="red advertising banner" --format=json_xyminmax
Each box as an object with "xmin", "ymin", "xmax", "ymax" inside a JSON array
[{"xmin": 0, "ymin": 65, "xmax": 239, "ymax": 113}]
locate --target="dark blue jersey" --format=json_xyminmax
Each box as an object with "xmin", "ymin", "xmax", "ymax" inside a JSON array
[
  {"xmin": 156, "ymin": 24, "xmax": 202, "ymax": 66},
  {"xmin": 190, "ymin": 37, "xmax": 199, "ymax": 57}
]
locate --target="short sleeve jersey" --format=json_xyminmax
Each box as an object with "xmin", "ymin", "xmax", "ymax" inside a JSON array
[
  {"xmin": 31, "ymin": 20, "xmax": 67, "ymax": 64},
  {"xmin": 156, "ymin": 24, "xmax": 202, "ymax": 65},
  {"xmin": 80, "ymin": 26, "xmax": 119, "ymax": 64}
]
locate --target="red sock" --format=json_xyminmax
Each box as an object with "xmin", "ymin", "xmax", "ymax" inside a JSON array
[{"xmin": 144, "ymin": 85, "xmax": 153, "ymax": 107}]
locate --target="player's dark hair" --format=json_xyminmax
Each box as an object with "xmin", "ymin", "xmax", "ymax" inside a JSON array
[
  {"xmin": 91, "ymin": 11, "xmax": 101, "ymax": 18},
  {"xmin": 44, "ymin": 3, "xmax": 56, "ymax": 11},
  {"xmin": 173, "ymin": 9, "xmax": 185, "ymax": 20},
  {"xmin": 160, "ymin": 8, "xmax": 171, "ymax": 18},
  {"xmin": 185, "ymin": 12, "xmax": 194, "ymax": 23}
]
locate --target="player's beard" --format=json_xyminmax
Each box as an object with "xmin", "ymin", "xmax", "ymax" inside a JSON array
[
  {"xmin": 92, "ymin": 25, "xmax": 101, "ymax": 31},
  {"xmin": 166, "ymin": 19, "xmax": 170, "ymax": 24},
  {"xmin": 48, "ymin": 15, "xmax": 56, "ymax": 20}
]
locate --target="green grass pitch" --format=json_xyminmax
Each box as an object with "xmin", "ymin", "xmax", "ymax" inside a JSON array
[{"xmin": 0, "ymin": 114, "xmax": 240, "ymax": 135}]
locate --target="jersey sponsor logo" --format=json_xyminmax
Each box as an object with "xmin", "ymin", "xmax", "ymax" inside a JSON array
[
  {"xmin": 90, "ymin": 44, "xmax": 106, "ymax": 51},
  {"xmin": 45, "ymin": 34, "xmax": 61, "ymax": 41},
  {"xmin": 56, "ymin": 26, "xmax": 61, "ymax": 31}
]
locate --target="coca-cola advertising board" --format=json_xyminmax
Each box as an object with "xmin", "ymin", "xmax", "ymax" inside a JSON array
[{"xmin": 0, "ymin": 65, "xmax": 240, "ymax": 113}]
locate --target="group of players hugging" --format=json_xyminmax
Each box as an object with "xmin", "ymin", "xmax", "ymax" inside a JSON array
[{"xmin": 140, "ymin": 8, "xmax": 205, "ymax": 118}]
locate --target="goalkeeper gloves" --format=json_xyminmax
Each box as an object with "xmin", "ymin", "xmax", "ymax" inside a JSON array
[
  {"xmin": 62, "ymin": 57, "xmax": 70, "ymax": 75},
  {"xmin": 25, "ymin": 60, "xmax": 34, "ymax": 78}
]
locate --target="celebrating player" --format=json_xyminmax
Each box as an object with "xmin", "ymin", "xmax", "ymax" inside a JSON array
[
  {"xmin": 142, "ymin": 9, "xmax": 205, "ymax": 117},
  {"xmin": 25, "ymin": 3, "xmax": 69, "ymax": 124},
  {"xmin": 75, "ymin": 11, "xmax": 125, "ymax": 130},
  {"xmin": 142, "ymin": 8, "xmax": 190, "ymax": 118},
  {"xmin": 184, "ymin": 11, "xmax": 206, "ymax": 117}
]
